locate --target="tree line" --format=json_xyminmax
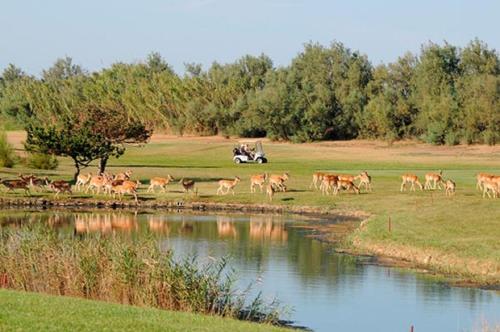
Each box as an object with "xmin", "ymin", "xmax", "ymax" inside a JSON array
[{"xmin": 1, "ymin": 39, "xmax": 499, "ymax": 146}]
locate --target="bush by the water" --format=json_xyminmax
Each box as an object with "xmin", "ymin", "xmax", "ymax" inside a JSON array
[
  {"xmin": 0, "ymin": 131, "xmax": 16, "ymax": 168},
  {"xmin": 26, "ymin": 153, "xmax": 58, "ymax": 170},
  {"xmin": 0, "ymin": 226, "xmax": 283, "ymax": 325}
]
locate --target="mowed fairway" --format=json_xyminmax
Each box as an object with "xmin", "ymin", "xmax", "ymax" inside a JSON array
[{"xmin": 2, "ymin": 132, "xmax": 500, "ymax": 281}]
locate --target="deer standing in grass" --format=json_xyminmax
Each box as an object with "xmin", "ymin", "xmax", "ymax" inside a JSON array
[
  {"xmin": 400, "ymin": 174, "xmax": 423, "ymax": 192},
  {"xmin": 310, "ymin": 172, "xmax": 327, "ymax": 190},
  {"xmin": 86, "ymin": 174, "xmax": 112, "ymax": 195},
  {"xmin": 355, "ymin": 171, "xmax": 372, "ymax": 192},
  {"xmin": 266, "ymin": 183, "xmax": 276, "ymax": 202},
  {"xmin": 320, "ymin": 174, "xmax": 339, "ymax": 195},
  {"xmin": 269, "ymin": 173, "xmax": 289, "ymax": 192},
  {"xmin": 179, "ymin": 179, "xmax": 197, "ymax": 195},
  {"xmin": 111, "ymin": 181, "xmax": 139, "ymax": 203},
  {"xmin": 48, "ymin": 180, "xmax": 72, "ymax": 198},
  {"xmin": 113, "ymin": 170, "xmax": 133, "ymax": 182},
  {"xmin": 482, "ymin": 178, "xmax": 499, "ymax": 198},
  {"xmin": 476, "ymin": 173, "xmax": 494, "ymax": 191},
  {"xmin": 217, "ymin": 177, "xmax": 241, "ymax": 195},
  {"xmin": 0, "ymin": 178, "xmax": 30, "ymax": 195},
  {"xmin": 444, "ymin": 179, "xmax": 456, "ymax": 196},
  {"xmin": 337, "ymin": 179, "xmax": 360, "ymax": 194},
  {"xmin": 424, "ymin": 170, "xmax": 444, "ymax": 190},
  {"xmin": 250, "ymin": 173, "xmax": 267, "ymax": 193},
  {"xmin": 148, "ymin": 175, "xmax": 174, "ymax": 193},
  {"xmin": 75, "ymin": 173, "xmax": 92, "ymax": 191}
]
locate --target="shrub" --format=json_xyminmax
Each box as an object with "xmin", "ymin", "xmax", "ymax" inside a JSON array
[
  {"xmin": 26, "ymin": 153, "xmax": 58, "ymax": 170},
  {"xmin": 444, "ymin": 132, "xmax": 460, "ymax": 146},
  {"xmin": 422, "ymin": 122, "xmax": 446, "ymax": 145},
  {"xmin": 0, "ymin": 131, "xmax": 16, "ymax": 168}
]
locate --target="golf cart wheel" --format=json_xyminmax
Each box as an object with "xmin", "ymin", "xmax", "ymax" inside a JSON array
[
  {"xmin": 234, "ymin": 158, "xmax": 242, "ymax": 164},
  {"xmin": 262, "ymin": 158, "xmax": 268, "ymax": 163},
  {"xmin": 256, "ymin": 158, "xmax": 264, "ymax": 164}
]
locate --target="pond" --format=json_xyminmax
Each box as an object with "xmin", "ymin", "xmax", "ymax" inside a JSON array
[{"xmin": 0, "ymin": 209, "xmax": 498, "ymax": 332}]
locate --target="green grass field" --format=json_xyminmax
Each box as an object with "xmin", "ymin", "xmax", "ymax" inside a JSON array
[
  {"xmin": 1, "ymin": 133, "xmax": 500, "ymax": 282},
  {"xmin": 0, "ymin": 289, "xmax": 288, "ymax": 332}
]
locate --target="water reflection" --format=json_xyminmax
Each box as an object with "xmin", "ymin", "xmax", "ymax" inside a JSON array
[{"xmin": 0, "ymin": 210, "xmax": 498, "ymax": 332}]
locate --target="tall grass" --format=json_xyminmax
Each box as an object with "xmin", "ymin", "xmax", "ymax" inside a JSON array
[{"xmin": 0, "ymin": 225, "xmax": 283, "ymax": 325}]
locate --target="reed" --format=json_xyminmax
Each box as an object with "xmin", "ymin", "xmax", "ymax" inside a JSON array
[{"xmin": 0, "ymin": 225, "xmax": 283, "ymax": 325}]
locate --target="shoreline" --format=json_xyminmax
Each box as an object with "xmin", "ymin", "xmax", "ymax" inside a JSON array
[{"xmin": 0, "ymin": 196, "xmax": 498, "ymax": 289}]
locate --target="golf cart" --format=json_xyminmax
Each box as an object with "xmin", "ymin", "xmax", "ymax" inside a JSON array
[{"xmin": 233, "ymin": 140, "xmax": 268, "ymax": 164}]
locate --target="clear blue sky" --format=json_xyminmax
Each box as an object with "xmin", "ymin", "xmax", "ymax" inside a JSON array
[{"xmin": 1, "ymin": 0, "xmax": 499, "ymax": 75}]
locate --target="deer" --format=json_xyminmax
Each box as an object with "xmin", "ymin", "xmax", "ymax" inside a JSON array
[
  {"xmin": 355, "ymin": 171, "xmax": 372, "ymax": 192},
  {"xmin": 266, "ymin": 183, "xmax": 276, "ymax": 202},
  {"xmin": 250, "ymin": 173, "xmax": 267, "ymax": 193},
  {"xmin": 148, "ymin": 175, "xmax": 174, "ymax": 193},
  {"xmin": 320, "ymin": 174, "xmax": 339, "ymax": 195},
  {"xmin": 310, "ymin": 172, "xmax": 327, "ymax": 190},
  {"xmin": 113, "ymin": 170, "xmax": 133, "ymax": 182},
  {"xmin": 48, "ymin": 180, "xmax": 72, "ymax": 198},
  {"xmin": 179, "ymin": 178, "xmax": 197, "ymax": 194},
  {"xmin": 400, "ymin": 174, "xmax": 423, "ymax": 192},
  {"xmin": 86, "ymin": 174, "xmax": 112, "ymax": 195},
  {"xmin": 217, "ymin": 177, "xmax": 241, "ymax": 195},
  {"xmin": 444, "ymin": 179, "xmax": 456, "ymax": 196},
  {"xmin": 337, "ymin": 174, "xmax": 356, "ymax": 182},
  {"xmin": 0, "ymin": 178, "xmax": 30, "ymax": 195},
  {"xmin": 337, "ymin": 179, "xmax": 360, "ymax": 194},
  {"xmin": 269, "ymin": 173, "xmax": 289, "ymax": 192},
  {"xmin": 111, "ymin": 181, "xmax": 139, "ymax": 203},
  {"xmin": 482, "ymin": 178, "xmax": 499, "ymax": 199},
  {"xmin": 476, "ymin": 173, "xmax": 495, "ymax": 191},
  {"xmin": 424, "ymin": 170, "xmax": 444, "ymax": 190},
  {"xmin": 75, "ymin": 173, "xmax": 92, "ymax": 191},
  {"xmin": 18, "ymin": 174, "xmax": 49, "ymax": 191}
]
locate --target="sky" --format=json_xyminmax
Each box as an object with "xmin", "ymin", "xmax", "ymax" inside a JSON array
[{"xmin": 1, "ymin": 0, "xmax": 499, "ymax": 75}]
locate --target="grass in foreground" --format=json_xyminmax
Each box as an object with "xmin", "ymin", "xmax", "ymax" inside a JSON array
[
  {"xmin": 1, "ymin": 133, "xmax": 500, "ymax": 280},
  {"xmin": 0, "ymin": 289, "xmax": 288, "ymax": 332}
]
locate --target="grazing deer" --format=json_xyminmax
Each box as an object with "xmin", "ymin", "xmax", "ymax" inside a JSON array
[
  {"xmin": 266, "ymin": 183, "xmax": 276, "ymax": 202},
  {"xmin": 75, "ymin": 173, "xmax": 92, "ymax": 191},
  {"xmin": 19, "ymin": 174, "xmax": 49, "ymax": 191},
  {"xmin": 148, "ymin": 175, "xmax": 174, "ymax": 193},
  {"xmin": 476, "ymin": 173, "xmax": 495, "ymax": 191},
  {"xmin": 444, "ymin": 179, "xmax": 456, "ymax": 196},
  {"xmin": 179, "ymin": 178, "xmax": 197, "ymax": 194},
  {"xmin": 217, "ymin": 177, "xmax": 241, "ymax": 195},
  {"xmin": 269, "ymin": 173, "xmax": 289, "ymax": 192},
  {"xmin": 48, "ymin": 180, "xmax": 72, "ymax": 197},
  {"xmin": 482, "ymin": 179, "xmax": 499, "ymax": 199},
  {"xmin": 0, "ymin": 179, "xmax": 30, "ymax": 195},
  {"xmin": 320, "ymin": 174, "xmax": 339, "ymax": 195},
  {"xmin": 250, "ymin": 173, "xmax": 267, "ymax": 193},
  {"xmin": 111, "ymin": 181, "xmax": 139, "ymax": 203},
  {"xmin": 310, "ymin": 172, "xmax": 327, "ymax": 190},
  {"xmin": 355, "ymin": 171, "xmax": 372, "ymax": 192},
  {"xmin": 424, "ymin": 170, "xmax": 444, "ymax": 190},
  {"xmin": 113, "ymin": 170, "xmax": 133, "ymax": 181},
  {"xmin": 337, "ymin": 179, "xmax": 360, "ymax": 194},
  {"xmin": 400, "ymin": 174, "xmax": 423, "ymax": 192}
]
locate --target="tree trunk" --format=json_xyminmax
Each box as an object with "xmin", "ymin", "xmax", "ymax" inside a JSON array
[
  {"xmin": 73, "ymin": 160, "xmax": 81, "ymax": 183},
  {"xmin": 98, "ymin": 156, "xmax": 108, "ymax": 175}
]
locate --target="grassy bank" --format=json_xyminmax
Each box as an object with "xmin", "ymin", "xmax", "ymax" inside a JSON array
[
  {"xmin": 1, "ymin": 132, "xmax": 500, "ymax": 284},
  {"xmin": 0, "ymin": 289, "xmax": 287, "ymax": 332}
]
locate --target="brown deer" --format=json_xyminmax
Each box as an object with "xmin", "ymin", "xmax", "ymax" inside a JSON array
[
  {"xmin": 48, "ymin": 180, "xmax": 72, "ymax": 197},
  {"xmin": 75, "ymin": 173, "xmax": 92, "ymax": 191},
  {"xmin": 179, "ymin": 178, "xmax": 197, "ymax": 194},
  {"xmin": 424, "ymin": 170, "xmax": 444, "ymax": 190},
  {"xmin": 476, "ymin": 173, "xmax": 495, "ymax": 191},
  {"xmin": 250, "ymin": 173, "xmax": 267, "ymax": 193},
  {"xmin": 111, "ymin": 181, "xmax": 139, "ymax": 203},
  {"xmin": 19, "ymin": 174, "xmax": 49, "ymax": 191},
  {"xmin": 310, "ymin": 172, "xmax": 327, "ymax": 190},
  {"xmin": 482, "ymin": 178, "xmax": 499, "ymax": 198},
  {"xmin": 269, "ymin": 173, "xmax": 289, "ymax": 192},
  {"xmin": 148, "ymin": 175, "xmax": 174, "ymax": 193},
  {"xmin": 266, "ymin": 183, "xmax": 276, "ymax": 202},
  {"xmin": 320, "ymin": 174, "xmax": 339, "ymax": 195},
  {"xmin": 217, "ymin": 177, "xmax": 241, "ymax": 195},
  {"xmin": 113, "ymin": 169, "xmax": 133, "ymax": 182},
  {"xmin": 355, "ymin": 171, "xmax": 372, "ymax": 192},
  {"xmin": 86, "ymin": 174, "xmax": 112, "ymax": 195},
  {"xmin": 337, "ymin": 174, "xmax": 356, "ymax": 182},
  {"xmin": 445, "ymin": 179, "xmax": 456, "ymax": 196},
  {"xmin": 337, "ymin": 179, "xmax": 360, "ymax": 194},
  {"xmin": 0, "ymin": 178, "xmax": 30, "ymax": 195},
  {"xmin": 400, "ymin": 174, "xmax": 423, "ymax": 192}
]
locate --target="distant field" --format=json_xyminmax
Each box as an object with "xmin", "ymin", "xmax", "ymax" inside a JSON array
[
  {"xmin": 1, "ymin": 132, "xmax": 500, "ymax": 281},
  {"xmin": 0, "ymin": 289, "xmax": 288, "ymax": 332}
]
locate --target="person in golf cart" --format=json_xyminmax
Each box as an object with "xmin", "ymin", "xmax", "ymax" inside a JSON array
[{"xmin": 232, "ymin": 141, "xmax": 267, "ymax": 163}]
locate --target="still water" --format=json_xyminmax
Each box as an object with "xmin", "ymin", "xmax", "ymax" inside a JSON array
[{"xmin": 0, "ymin": 209, "xmax": 498, "ymax": 332}]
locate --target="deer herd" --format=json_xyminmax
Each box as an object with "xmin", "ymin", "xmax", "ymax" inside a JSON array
[{"xmin": 0, "ymin": 168, "xmax": 499, "ymax": 202}]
